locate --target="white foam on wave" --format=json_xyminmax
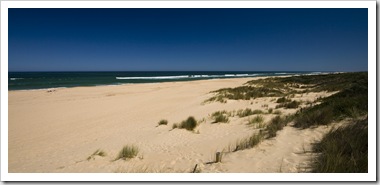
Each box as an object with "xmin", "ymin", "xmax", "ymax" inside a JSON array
[
  {"xmin": 116, "ymin": 75, "xmax": 189, "ymax": 80},
  {"xmin": 274, "ymin": 73, "xmax": 292, "ymax": 75},
  {"xmin": 116, "ymin": 74, "xmax": 259, "ymax": 80},
  {"xmin": 10, "ymin": 78, "xmax": 24, "ymax": 80}
]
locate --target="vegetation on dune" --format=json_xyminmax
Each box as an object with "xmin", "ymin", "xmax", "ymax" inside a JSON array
[
  {"xmin": 265, "ymin": 115, "xmax": 294, "ymax": 138},
  {"xmin": 205, "ymin": 86, "xmax": 284, "ymax": 103},
  {"xmin": 158, "ymin": 119, "xmax": 168, "ymax": 126},
  {"xmin": 204, "ymin": 72, "xmax": 368, "ymax": 173},
  {"xmin": 293, "ymin": 81, "xmax": 367, "ymax": 128},
  {"xmin": 205, "ymin": 72, "xmax": 367, "ymax": 103},
  {"xmin": 232, "ymin": 132, "xmax": 265, "ymax": 152},
  {"xmin": 87, "ymin": 149, "xmax": 106, "ymax": 160},
  {"xmin": 172, "ymin": 116, "xmax": 198, "ymax": 131},
  {"xmin": 276, "ymin": 100, "xmax": 301, "ymax": 109},
  {"xmin": 276, "ymin": 97, "xmax": 291, "ymax": 103},
  {"xmin": 311, "ymin": 118, "xmax": 368, "ymax": 173},
  {"xmin": 211, "ymin": 111, "xmax": 229, "ymax": 123},
  {"xmin": 116, "ymin": 145, "xmax": 139, "ymax": 160},
  {"xmin": 236, "ymin": 108, "xmax": 263, "ymax": 118},
  {"xmin": 248, "ymin": 115, "xmax": 264, "ymax": 125}
]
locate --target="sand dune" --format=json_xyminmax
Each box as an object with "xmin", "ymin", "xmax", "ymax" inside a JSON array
[{"xmin": 8, "ymin": 77, "xmax": 335, "ymax": 173}]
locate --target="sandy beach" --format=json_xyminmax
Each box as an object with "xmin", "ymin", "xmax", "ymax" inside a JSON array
[{"xmin": 9, "ymin": 76, "xmax": 336, "ymax": 173}]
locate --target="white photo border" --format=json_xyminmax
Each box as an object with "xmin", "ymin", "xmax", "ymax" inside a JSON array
[{"xmin": 1, "ymin": 0, "xmax": 376, "ymax": 182}]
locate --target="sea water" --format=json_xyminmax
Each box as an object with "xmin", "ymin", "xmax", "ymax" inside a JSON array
[{"xmin": 8, "ymin": 71, "xmax": 325, "ymax": 90}]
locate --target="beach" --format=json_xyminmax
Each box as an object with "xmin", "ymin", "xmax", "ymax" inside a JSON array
[{"xmin": 8, "ymin": 76, "xmax": 338, "ymax": 173}]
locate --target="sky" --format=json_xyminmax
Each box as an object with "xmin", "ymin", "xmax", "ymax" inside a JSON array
[{"xmin": 8, "ymin": 8, "xmax": 368, "ymax": 72}]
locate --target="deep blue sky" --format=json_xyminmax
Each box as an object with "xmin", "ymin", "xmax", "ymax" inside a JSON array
[{"xmin": 8, "ymin": 8, "xmax": 368, "ymax": 72}]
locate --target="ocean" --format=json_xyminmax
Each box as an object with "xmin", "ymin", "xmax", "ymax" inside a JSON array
[{"xmin": 8, "ymin": 71, "xmax": 325, "ymax": 90}]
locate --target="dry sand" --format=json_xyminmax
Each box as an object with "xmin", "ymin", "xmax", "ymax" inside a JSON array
[{"xmin": 8, "ymin": 77, "xmax": 335, "ymax": 173}]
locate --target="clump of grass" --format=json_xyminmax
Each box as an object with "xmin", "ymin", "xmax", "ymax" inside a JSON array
[
  {"xmin": 158, "ymin": 119, "xmax": 168, "ymax": 126},
  {"xmin": 211, "ymin": 111, "xmax": 229, "ymax": 123},
  {"xmin": 311, "ymin": 118, "xmax": 368, "ymax": 172},
  {"xmin": 248, "ymin": 115, "xmax": 264, "ymax": 125},
  {"xmin": 87, "ymin": 149, "xmax": 106, "ymax": 160},
  {"xmin": 276, "ymin": 100, "xmax": 301, "ymax": 109},
  {"xmin": 233, "ymin": 132, "xmax": 265, "ymax": 152},
  {"xmin": 172, "ymin": 116, "xmax": 198, "ymax": 131},
  {"xmin": 266, "ymin": 115, "xmax": 293, "ymax": 138},
  {"xmin": 273, "ymin": 110, "xmax": 282, "ymax": 115},
  {"xmin": 276, "ymin": 97, "xmax": 291, "ymax": 103},
  {"xmin": 268, "ymin": 108, "xmax": 273, "ymax": 114},
  {"xmin": 116, "ymin": 145, "xmax": 139, "ymax": 160},
  {"xmin": 236, "ymin": 108, "xmax": 263, "ymax": 117}
]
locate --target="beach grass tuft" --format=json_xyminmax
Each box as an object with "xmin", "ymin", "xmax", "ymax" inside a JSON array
[
  {"xmin": 268, "ymin": 108, "xmax": 273, "ymax": 114},
  {"xmin": 275, "ymin": 100, "xmax": 301, "ymax": 109},
  {"xmin": 158, "ymin": 119, "xmax": 168, "ymax": 126},
  {"xmin": 266, "ymin": 115, "xmax": 293, "ymax": 138},
  {"xmin": 171, "ymin": 117, "xmax": 198, "ymax": 131},
  {"xmin": 248, "ymin": 115, "xmax": 264, "ymax": 125},
  {"xmin": 116, "ymin": 145, "xmax": 139, "ymax": 160},
  {"xmin": 233, "ymin": 132, "xmax": 265, "ymax": 152},
  {"xmin": 211, "ymin": 111, "xmax": 229, "ymax": 123},
  {"xmin": 87, "ymin": 149, "xmax": 106, "ymax": 160},
  {"xmin": 276, "ymin": 97, "xmax": 291, "ymax": 103},
  {"xmin": 236, "ymin": 108, "xmax": 263, "ymax": 118}
]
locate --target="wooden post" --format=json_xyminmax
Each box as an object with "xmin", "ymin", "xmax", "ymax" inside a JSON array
[
  {"xmin": 215, "ymin": 152, "xmax": 222, "ymax": 163},
  {"xmin": 192, "ymin": 164, "xmax": 198, "ymax": 173}
]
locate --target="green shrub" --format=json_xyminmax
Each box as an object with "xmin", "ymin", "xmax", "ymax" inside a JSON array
[{"xmin": 117, "ymin": 145, "xmax": 139, "ymax": 160}]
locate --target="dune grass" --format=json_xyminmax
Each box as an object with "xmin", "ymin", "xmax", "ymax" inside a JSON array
[
  {"xmin": 206, "ymin": 72, "xmax": 367, "ymax": 103},
  {"xmin": 276, "ymin": 97, "xmax": 291, "ymax": 103},
  {"xmin": 116, "ymin": 145, "xmax": 139, "ymax": 160},
  {"xmin": 232, "ymin": 132, "xmax": 265, "ymax": 152},
  {"xmin": 236, "ymin": 108, "xmax": 263, "ymax": 118},
  {"xmin": 266, "ymin": 115, "xmax": 293, "ymax": 138},
  {"xmin": 294, "ymin": 83, "xmax": 367, "ymax": 128},
  {"xmin": 172, "ymin": 116, "xmax": 198, "ymax": 131},
  {"xmin": 87, "ymin": 149, "xmax": 106, "ymax": 160},
  {"xmin": 211, "ymin": 111, "xmax": 229, "ymax": 123},
  {"xmin": 248, "ymin": 115, "xmax": 264, "ymax": 125},
  {"xmin": 311, "ymin": 118, "xmax": 368, "ymax": 172},
  {"xmin": 205, "ymin": 86, "xmax": 284, "ymax": 103},
  {"xmin": 275, "ymin": 100, "xmax": 301, "ymax": 109},
  {"xmin": 158, "ymin": 119, "xmax": 168, "ymax": 126}
]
